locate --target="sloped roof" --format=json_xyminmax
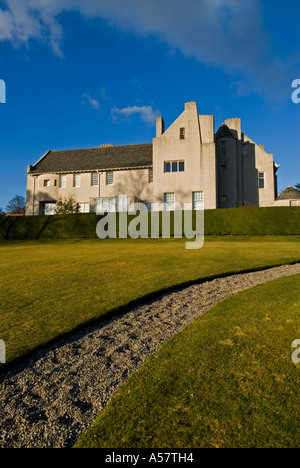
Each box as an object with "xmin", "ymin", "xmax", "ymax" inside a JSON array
[
  {"xmin": 29, "ymin": 143, "xmax": 153, "ymax": 174},
  {"xmin": 276, "ymin": 186, "xmax": 300, "ymax": 200},
  {"xmin": 215, "ymin": 124, "xmax": 236, "ymax": 140}
]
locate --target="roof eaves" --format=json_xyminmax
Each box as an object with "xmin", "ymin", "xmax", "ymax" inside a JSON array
[{"xmin": 28, "ymin": 164, "xmax": 153, "ymax": 176}]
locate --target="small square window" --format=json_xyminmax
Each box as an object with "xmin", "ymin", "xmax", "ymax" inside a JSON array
[
  {"xmin": 44, "ymin": 180, "xmax": 50, "ymax": 187},
  {"xmin": 106, "ymin": 171, "xmax": 114, "ymax": 185},
  {"xmin": 221, "ymin": 195, "xmax": 228, "ymax": 203}
]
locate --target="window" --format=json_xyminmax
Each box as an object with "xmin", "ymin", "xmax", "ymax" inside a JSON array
[
  {"xmin": 179, "ymin": 161, "xmax": 185, "ymax": 172},
  {"xmin": 149, "ymin": 169, "xmax": 153, "ymax": 183},
  {"xmin": 118, "ymin": 195, "xmax": 130, "ymax": 212},
  {"xmin": 259, "ymin": 172, "xmax": 265, "ymax": 189},
  {"xmin": 221, "ymin": 163, "xmax": 227, "ymax": 171},
  {"xmin": 164, "ymin": 192, "xmax": 175, "ymax": 211},
  {"xmin": 42, "ymin": 202, "xmax": 56, "ymax": 216},
  {"xmin": 91, "ymin": 172, "xmax": 98, "ymax": 186},
  {"xmin": 180, "ymin": 128, "xmax": 185, "ymax": 140},
  {"xmin": 106, "ymin": 171, "xmax": 114, "ymax": 185},
  {"xmin": 44, "ymin": 180, "xmax": 50, "ymax": 187},
  {"xmin": 95, "ymin": 198, "xmax": 115, "ymax": 213},
  {"xmin": 221, "ymin": 141, "xmax": 226, "ymax": 156},
  {"xmin": 60, "ymin": 175, "xmax": 66, "ymax": 188},
  {"xmin": 172, "ymin": 161, "xmax": 178, "ymax": 172},
  {"xmin": 164, "ymin": 162, "xmax": 171, "ymax": 173},
  {"xmin": 221, "ymin": 195, "xmax": 228, "ymax": 203},
  {"xmin": 78, "ymin": 203, "xmax": 90, "ymax": 213},
  {"xmin": 290, "ymin": 201, "xmax": 298, "ymax": 207},
  {"xmin": 192, "ymin": 192, "xmax": 204, "ymax": 210},
  {"xmin": 164, "ymin": 161, "xmax": 185, "ymax": 173},
  {"xmin": 74, "ymin": 174, "xmax": 80, "ymax": 187},
  {"xmin": 241, "ymin": 144, "xmax": 248, "ymax": 156},
  {"xmin": 94, "ymin": 196, "xmax": 129, "ymax": 213}
]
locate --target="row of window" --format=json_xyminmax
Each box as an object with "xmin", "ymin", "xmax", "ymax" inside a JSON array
[
  {"xmin": 164, "ymin": 192, "xmax": 204, "ymax": 211},
  {"xmin": 44, "ymin": 170, "xmax": 154, "ymax": 188},
  {"xmin": 164, "ymin": 161, "xmax": 185, "ymax": 173},
  {"xmin": 84, "ymin": 192, "xmax": 204, "ymax": 213},
  {"xmin": 41, "ymin": 191, "xmax": 205, "ymax": 216},
  {"xmin": 42, "ymin": 172, "xmax": 115, "ymax": 188},
  {"xmin": 43, "ymin": 163, "xmax": 184, "ymax": 190},
  {"xmin": 45, "ymin": 172, "xmax": 115, "ymax": 188},
  {"xmin": 94, "ymin": 196, "xmax": 130, "ymax": 213},
  {"xmin": 43, "ymin": 166, "xmax": 265, "ymax": 191},
  {"xmin": 95, "ymin": 192, "xmax": 204, "ymax": 212}
]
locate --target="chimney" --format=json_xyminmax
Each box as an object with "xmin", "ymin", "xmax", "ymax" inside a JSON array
[
  {"xmin": 184, "ymin": 101, "xmax": 197, "ymax": 112},
  {"xmin": 156, "ymin": 116, "xmax": 165, "ymax": 137},
  {"xmin": 225, "ymin": 118, "xmax": 242, "ymax": 140}
]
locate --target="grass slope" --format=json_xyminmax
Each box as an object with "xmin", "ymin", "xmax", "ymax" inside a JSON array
[
  {"xmin": 76, "ymin": 274, "xmax": 300, "ymax": 449},
  {"xmin": 0, "ymin": 236, "xmax": 300, "ymax": 365}
]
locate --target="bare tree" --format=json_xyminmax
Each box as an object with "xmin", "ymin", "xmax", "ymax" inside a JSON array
[{"xmin": 6, "ymin": 195, "xmax": 25, "ymax": 215}]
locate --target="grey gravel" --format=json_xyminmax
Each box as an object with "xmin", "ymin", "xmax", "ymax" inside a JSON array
[{"xmin": 0, "ymin": 263, "xmax": 299, "ymax": 448}]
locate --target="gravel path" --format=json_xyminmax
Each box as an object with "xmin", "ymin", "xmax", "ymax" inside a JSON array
[{"xmin": 0, "ymin": 263, "xmax": 300, "ymax": 448}]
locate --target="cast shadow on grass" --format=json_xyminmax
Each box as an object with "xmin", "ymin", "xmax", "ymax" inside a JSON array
[{"xmin": 0, "ymin": 260, "xmax": 300, "ymax": 380}]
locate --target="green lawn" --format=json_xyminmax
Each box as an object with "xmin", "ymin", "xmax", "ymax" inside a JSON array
[
  {"xmin": 76, "ymin": 274, "xmax": 300, "ymax": 449},
  {"xmin": 0, "ymin": 236, "xmax": 300, "ymax": 365}
]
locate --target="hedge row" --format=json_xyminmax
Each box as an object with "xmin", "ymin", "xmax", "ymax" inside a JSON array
[{"xmin": 0, "ymin": 207, "xmax": 299, "ymax": 239}]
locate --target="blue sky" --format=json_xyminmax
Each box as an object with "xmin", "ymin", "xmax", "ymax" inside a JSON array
[{"xmin": 0, "ymin": 0, "xmax": 299, "ymax": 209}]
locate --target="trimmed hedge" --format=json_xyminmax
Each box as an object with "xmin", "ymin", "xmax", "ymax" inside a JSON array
[
  {"xmin": 204, "ymin": 207, "xmax": 300, "ymax": 236},
  {"xmin": 0, "ymin": 207, "xmax": 299, "ymax": 239}
]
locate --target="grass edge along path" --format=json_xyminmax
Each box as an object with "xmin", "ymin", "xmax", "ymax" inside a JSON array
[
  {"xmin": 76, "ymin": 274, "xmax": 300, "ymax": 449},
  {"xmin": 0, "ymin": 236, "xmax": 300, "ymax": 367}
]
